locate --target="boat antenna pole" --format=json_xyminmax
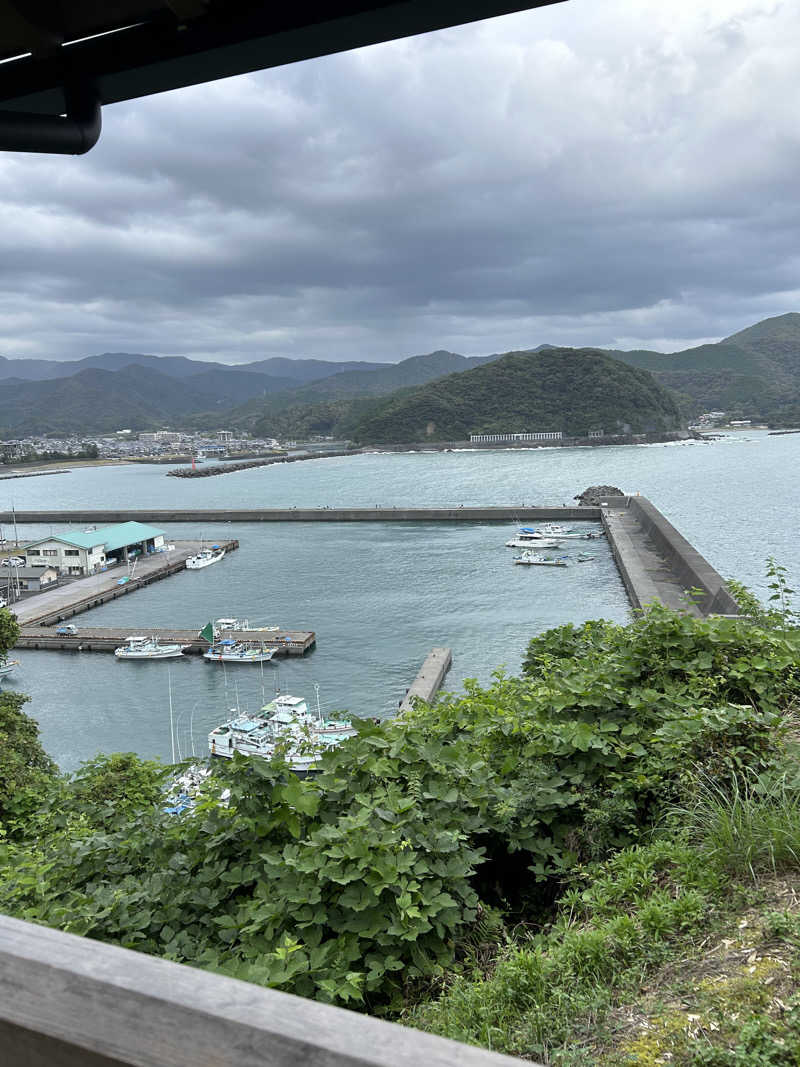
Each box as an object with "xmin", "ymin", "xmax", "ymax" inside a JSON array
[
  {"xmin": 315, "ymin": 682, "xmax": 322, "ymax": 723},
  {"xmin": 168, "ymin": 667, "xmax": 176, "ymax": 764},
  {"xmin": 189, "ymin": 700, "xmax": 197, "ymax": 758}
]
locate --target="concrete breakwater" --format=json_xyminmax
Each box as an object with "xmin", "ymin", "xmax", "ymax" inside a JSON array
[
  {"xmin": 0, "ymin": 469, "xmax": 70, "ymax": 481},
  {"xmin": 0, "ymin": 506, "xmax": 601, "ymax": 524},
  {"xmin": 167, "ymin": 450, "xmax": 355, "ymax": 478},
  {"xmin": 602, "ymin": 497, "xmax": 739, "ymax": 617},
  {"xmin": 0, "ymin": 500, "xmax": 738, "ymax": 619}
]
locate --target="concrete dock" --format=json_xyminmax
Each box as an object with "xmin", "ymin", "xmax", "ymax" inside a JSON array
[
  {"xmin": 399, "ymin": 647, "xmax": 453, "ymax": 712},
  {"xmin": 10, "ymin": 541, "xmax": 240, "ymax": 627},
  {"xmin": 16, "ymin": 626, "xmax": 315, "ymax": 656}
]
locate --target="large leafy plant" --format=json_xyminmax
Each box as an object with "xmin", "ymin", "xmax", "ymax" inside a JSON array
[{"xmin": 1, "ymin": 605, "xmax": 798, "ymax": 1007}]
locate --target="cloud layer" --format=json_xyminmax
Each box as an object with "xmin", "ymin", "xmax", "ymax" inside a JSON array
[{"xmin": 1, "ymin": 0, "xmax": 799, "ymax": 363}]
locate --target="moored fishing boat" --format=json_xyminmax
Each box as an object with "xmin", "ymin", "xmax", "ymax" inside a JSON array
[
  {"xmin": 505, "ymin": 534, "xmax": 561, "ymax": 548},
  {"xmin": 202, "ymin": 640, "xmax": 277, "ymax": 664},
  {"xmin": 0, "ymin": 658, "xmax": 19, "ymax": 678},
  {"xmin": 513, "ymin": 552, "xmax": 568, "ymax": 567},
  {"xmin": 114, "ymin": 636, "xmax": 188, "ymax": 659},
  {"xmin": 208, "ymin": 691, "xmax": 355, "ymax": 773},
  {"xmin": 186, "ymin": 545, "xmax": 225, "ymax": 569},
  {"xmin": 213, "ymin": 617, "xmax": 281, "ymax": 635}
]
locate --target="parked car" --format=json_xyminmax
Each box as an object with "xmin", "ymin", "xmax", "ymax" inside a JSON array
[
  {"xmin": 55, "ymin": 624, "xmax": 79, "ymax": 636},
  {"xmin": 1, "ymin": 556, "xmax": 24, "ymax": 568}
]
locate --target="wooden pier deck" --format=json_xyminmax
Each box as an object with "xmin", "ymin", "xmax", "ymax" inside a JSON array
[{"xmin": 16, "ymin": 626, "xmax": 315, "ymax": 656}]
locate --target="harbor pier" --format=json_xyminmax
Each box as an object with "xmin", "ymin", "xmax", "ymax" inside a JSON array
[
  {"xmin": 10, "ymin": 540, "xmax": 240, "ymax": 627},
  {"xmin": 16, "ymin": 626, "xmax": 315, "ymax": 656},
  {"xmin": 399, "ymin": 647, "xmax": 453, "ymax": 712}
]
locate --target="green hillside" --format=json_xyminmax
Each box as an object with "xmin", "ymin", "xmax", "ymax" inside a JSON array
[
  {"xmin": 348, "ymin": 348, "xmax": 683, "ymax": 444},
  {"xmin": 608, "ymin": 313, "xmax": 800, "ymax": 420},
  {"xmin": 0, "ymin": 366, "xmax": 231, "ymax": 435}
]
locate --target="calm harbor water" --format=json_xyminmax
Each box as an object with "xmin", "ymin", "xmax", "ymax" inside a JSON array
[{"xmin": 2, "ymin": 430, "xmax": 798, "ymax": 771}]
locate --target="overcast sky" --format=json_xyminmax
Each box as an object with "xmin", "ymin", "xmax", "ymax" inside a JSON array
[{"xmin": 1, "ymin": 0, "xmax": 798, "ymax": 364}]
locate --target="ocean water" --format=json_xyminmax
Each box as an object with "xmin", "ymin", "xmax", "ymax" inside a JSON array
[{"xmin": 2, "ymin": 430, "xmax": 797, "ymax": 770}]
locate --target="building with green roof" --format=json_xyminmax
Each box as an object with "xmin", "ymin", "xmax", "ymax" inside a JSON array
[{"xmin": 24, "ymin": 522, "xmax": 165, "ymax": 576}]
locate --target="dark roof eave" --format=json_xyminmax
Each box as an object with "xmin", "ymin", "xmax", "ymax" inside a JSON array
[{"xmin": 0, "ymin": 0, "xmax": 566, "ymax": 114}]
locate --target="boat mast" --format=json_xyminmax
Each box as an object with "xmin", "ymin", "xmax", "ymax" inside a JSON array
[
  {"xmin": 168, "ymin": 667, "xmax": 176, "ymax": 764},
  {"xmin": 315, "ymin": 682, "xmax": 322, "ymax": 723}
]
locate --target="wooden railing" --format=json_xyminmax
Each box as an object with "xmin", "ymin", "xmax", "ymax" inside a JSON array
[{"xmin": 0, "ymin": 914, "xmax": 537, "ymax": 1067}]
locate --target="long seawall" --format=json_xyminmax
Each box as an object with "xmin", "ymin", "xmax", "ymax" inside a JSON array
[{"xmin": 0, "ymin": 507, "xmax": 599, "ymax": 523}]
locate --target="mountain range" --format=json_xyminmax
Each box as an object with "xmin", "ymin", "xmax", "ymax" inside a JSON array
[{"xmin": 1, "ymin": 313, "xmax": 798, "ymax": 439}]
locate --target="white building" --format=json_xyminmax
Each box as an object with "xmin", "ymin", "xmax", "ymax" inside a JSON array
[
  {"xmin": 469, "ymin": 431, "xmax": 563, "ymax": 443},
  {"xmin": 25, "ymin": 522, "xmax": 166, "ymax": 577}
]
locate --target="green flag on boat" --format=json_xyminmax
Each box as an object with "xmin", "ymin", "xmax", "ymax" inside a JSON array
[{"xmin": 200, "ymin": 621, "xmax": 214, "ymax": 643}]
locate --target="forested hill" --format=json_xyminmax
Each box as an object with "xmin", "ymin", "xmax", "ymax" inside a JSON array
[
  {"xmin": 606, "ymin": 312, "xmax": 800, "ymax": 423},
  {"xmin": 348, "ymin": 348, "xmax": 684, "ymax": 445}
]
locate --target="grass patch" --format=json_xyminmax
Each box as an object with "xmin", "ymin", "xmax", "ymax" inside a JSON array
[
  {"xmin": 408, "ymin": 838, "xmax": 728, "ymax": 1062},
  {"xmin": 672, "ymin": 765, "xmax": 800, "ymax": 882}
]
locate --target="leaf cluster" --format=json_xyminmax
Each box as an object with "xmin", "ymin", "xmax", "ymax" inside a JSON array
[{"xmin": 1, "ymin": 605, "xmax": 799, "ymax": 1010}]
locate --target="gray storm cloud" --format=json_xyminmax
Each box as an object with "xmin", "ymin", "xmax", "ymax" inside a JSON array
[{"xmin": 0, "ymin": 0, "xmax": 798, "ymax": 363}]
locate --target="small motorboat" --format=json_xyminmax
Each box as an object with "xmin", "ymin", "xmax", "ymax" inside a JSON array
[
  {"xmin": 0, "ymin": 658, "xmax": 19, "ymax": 679},
  {"xmin": 513, "ymin": 552, "xmax": 568, "ymax": 567},
  {"xmin": 506, "ymin": 536, "xmax": 561, "ymax": 548}
]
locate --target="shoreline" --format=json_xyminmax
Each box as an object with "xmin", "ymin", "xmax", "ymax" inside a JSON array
[{"xmin": 0, "ymin": 457, "xmax": 129, "ymax": 476}]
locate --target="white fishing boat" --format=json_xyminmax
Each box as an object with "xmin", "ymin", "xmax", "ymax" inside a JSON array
[
  {"xmin": 0, "ymin": 658, "xmax": 19, "ymax": 678},
  {"xmin": 203, "ymin": 640, "xmax": 277, "ymax": 664},
  {"xmin": 114, "ymin": 636, "xmax": 188, "ymax": 659},
  {"xmin": 513, "ymin": 552, "xmax": 568, "ymax": 567},
  {"xmin": 535, "ymin": 523, "xmax": 573, "ymax": 536},
  {"xmin": 520, "ymin": 524, "xmax": 587, "ymax": 540},
  {"xmin": 186, "ymin": 545, "xmax": 225, "ymax": 570},
  {"xmin": 208, "ymin": 691, "xmax": 355, "ymax": 773},
  {"xmin": 505, "ymin": 534, "xmax": 561, "ymax": 548},
  {"xmin": 214, "ymin": 617, "xmax": 281, "ymax": 635}
]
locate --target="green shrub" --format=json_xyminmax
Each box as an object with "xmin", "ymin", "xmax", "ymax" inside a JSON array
[{"xmin": 1, "ymin": 605, "xmax": 798, "ymax": 1010}]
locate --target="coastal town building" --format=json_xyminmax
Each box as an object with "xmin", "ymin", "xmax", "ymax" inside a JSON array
[
  {"xmin": 469, "ymin": 431, "xmax": 563, "ymax": 443},
  {"xmin": 24, "ymin": 521, "xmax": 166, "ymax": 576},
  {"xmin": 13, "ymin": 565, "xmax": 58, "ymax": 592}
]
